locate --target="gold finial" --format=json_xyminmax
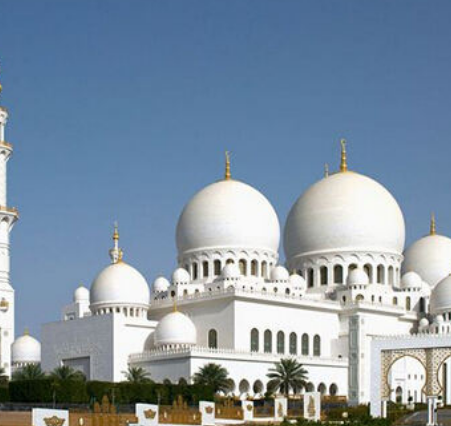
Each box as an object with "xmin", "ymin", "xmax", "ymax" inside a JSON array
[
  {"xmin": 225, "ymin": 151, "xmax": 231, "ymax": 180},
  {"xmin": 117, "ymin": 248, "xmax": 124, "ymax": 263},
  {"xmin": 24, "ymin": 327, "xmax": 29, "ymax": 336},
  {"xmin": 430, "ymin": 212, "xmax": 436, "ymax": 236},
  {"xmin": 113, "ymin": 222, "xmax": 119, "ymax": 241},
  {"xmin": 340, "ymin": 139, "xmax": 348, "ymax": 172},
  {"xmin": 324, "ymin": 163, "xmax": 329, "ymax": 178}
]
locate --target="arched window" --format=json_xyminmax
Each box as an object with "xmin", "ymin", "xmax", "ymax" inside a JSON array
[
  {"xmin": 349, "ymin": 263, "xmax": 358, "ymax": 271},
  {"xmin": 253, "ymin": 380, "xmax": 263, "ymax": 394},
  {"xmin": 262, "ymin": 261, "xmax": 268, "ymax": 278},
  {"xmin": 226, "ymin": 259, "xmax": 234, "ymax": 265},
  {"xmin": 313, "ymin": 335, "xmax": 321, "ymax": 356},
  {"xmin": 277, "ymin": 331, "xmax": 285, "ymax": 354},
  {"xmin": 419, "ymin": 297, "xmax": 426, "ymax": 313},
  {"xmin": 364, "ymin": 264, "xmax": 372, "ymax": 283},
  {"xmin": 388, "ymin": 266, "xmax": 394, "ymax": 285},
  {"xmin": 289, "ymin": 332, "xmax": 297, "ymax": 355},
  {"xmin": 318, "ymin": 383, "xmax": 326, "ymax": 395},
  {"xmin": 329, "ymin": 383, "xmax": 338, "ymax": 396},
  {"xmin": 239, "ymin": 259, "xmax": 247, "ymax": 275},
  {"xmin": 393, "ymin": 297, "xmax": 398, "ymax": 306},
  {"xmin": 264, "ymin": 330, "xmax": 272, "ymax": 353},
  {"xmin": 301, "ymin": 333, "xmax": 309, "ymax": 355},
  {"xmin": 202, "ymin": 261, "xmax": 209, "ymax": 278},
  {"xmin": 251, "ymin": 260, "xmax": 258, "ymax": 276},
  {"xmin": 193, "ymin": 263, "xmax": 199, "ymax": 280},
  {"xmin": 250, "ymin": 328, "xmax": 259, "ymax": 352},
  {"xmin": 356, "ymin": 294, "xmax": 364, "ymax": 302},
  {"xmin": 334, "ymin": 265, "xmax": 343, "ymax": 284},
  {"xmin": 214, "ymin": 260, "xmax": 221, "ymax": 276},
  {"xmin": 208, "ymin": 329, "xmax": 217, "ymax": 349},
  {"xmin": 285, "ymin": 288, "xmax": 290, "ymax": 295},
  {"xmin": 377, "ymin": 265, "xmax": 385, "ymax": 284},
  {"xmin": 320, "ymin": 266, "xmax": 328, "ymax": 286},
  {"xmin": 406, "ymin": 296, "xmax": 411, "ymax": 311},
  {"xmin": 307, "ymin": 268, "xmax": 314, "ymax": 288}
]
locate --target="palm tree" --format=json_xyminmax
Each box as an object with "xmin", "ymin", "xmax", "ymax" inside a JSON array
[
  {"xmin": 267, "ymin": 358, "xmax": 308, "ymax": 397},
  {"xmin": 192, "ymin": 363, "xmax": 232, "ymax": 394},
  {"xmin": 12, "ymin": 363, "xmax": 46, "ymax": 381},
  {"xmin": 50, "ymin": 365, "xmax": 85, "ymax": 382},
  {"xmin": 122, "ymin": 366, "xmax": 151, "ymax": 383}
]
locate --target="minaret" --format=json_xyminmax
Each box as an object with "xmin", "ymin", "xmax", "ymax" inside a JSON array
[{"xmin": 0, "ymin": 67, "xmax": 19, "ymax": 378}]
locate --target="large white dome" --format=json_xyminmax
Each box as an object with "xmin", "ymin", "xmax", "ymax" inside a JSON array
[
  {"xmin": 12, "ymin": 332, "xmax": 41, "ymax": 365},
  {"xmin": 90, "ymin": 262, "xmax": 150, "ymax": 308},
  {"xmin": 176, "ymin": 179, "xmax": 280, "ymax": 255},
  {"xmin": 154, "ymin": 311, "xmax": 197, "ymax": 347},
  {"xmin": 284, "ymin": 171, "xmax": 405, "ymax": 261},
  {"xmin": 430, "ymin": 274, "xmax": 451, "ymax": 314},
  {"xmin": 403, "ymin": 234, "xmax": 451, "ymax": 288}
]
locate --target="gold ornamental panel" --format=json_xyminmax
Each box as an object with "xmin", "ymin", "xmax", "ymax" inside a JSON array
[{"xmin": 215, "ymin": 399, "xmax": 244, "ymax": 420}]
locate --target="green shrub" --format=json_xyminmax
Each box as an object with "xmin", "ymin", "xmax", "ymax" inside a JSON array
[
  {"xmin": 9, "ymin": 379, "xmax": 54, "ymax": 403},
  {"xmin": 0, "ymin": 385, "xmax": 9, "ymax": 402}
]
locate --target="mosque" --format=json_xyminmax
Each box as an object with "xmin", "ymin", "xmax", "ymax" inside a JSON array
[{"xmin": 1, "ymin": 79, "xmax": 451, "ymax": 407}]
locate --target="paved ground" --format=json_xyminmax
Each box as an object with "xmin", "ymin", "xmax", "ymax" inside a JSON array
[{"xmin": 398, "ymin": 409, "xmax": 451, "ymax": 425}]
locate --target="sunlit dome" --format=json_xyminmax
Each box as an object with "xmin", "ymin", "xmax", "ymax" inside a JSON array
[
  {"xmin": 12, "ymin": 330, "xmax": 41, "ymax": 365},
  {"xmin": 289, "ymin": 273, "xmax": 306, "ymax": 290},
  {"xmin": 74, "ymin": 285, "xmax": 90, "ymax": 303},
  {"xmin": 284, "ymin": 142, "xmax": 405, "ymax": 263},
  {"xmin": 347, "ymin": 268, "xmax": 370, "ymax": 286},
  {"xmin": 430, "ymin": 274, "xmax": 451, "ymax": 315},
  {"xmin": 222, "ymin": 263, "xmax": 241, "ymax": 280},
  {"xmin": 154, "ymin": 311, "xmax": 197, "ymax": 348},
  {"xmin": 400, "ymin": 272, "xmax": 422, "ymax": 290},
  {"xmin": 402, "ymin": 216, "xmax": 451, "ymax": 288},
  {"xmin": 153, "ymin": 276, "xmax": 170, "ymax": 293},
  {"xmin": 172, "ymin": 268, "xmax": 190, "ymax": 285},
  {"xmin": 271, "ymin": 265, "xmax": 289, "ymax": 282}
]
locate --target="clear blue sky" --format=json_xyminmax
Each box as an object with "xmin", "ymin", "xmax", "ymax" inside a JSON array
[{"xmin": 1, "ymin": 0, "xmax": 451, "ymax": 336}]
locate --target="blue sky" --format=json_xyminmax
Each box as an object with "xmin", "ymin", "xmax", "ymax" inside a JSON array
[{"xmin": 1, "ymin": 0, "xmax": 451, "ymax": 336}]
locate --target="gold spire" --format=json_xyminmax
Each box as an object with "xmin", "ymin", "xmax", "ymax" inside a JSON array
[
  {"xmin": 24, "ymin": 327, "xmax": 29, "ymax": 336},
  {"xmin": 225, "ymin": 151, "xmax": 231, "ymax": 180},
  {"xmin": 324, "ymin": 163, "xmax": 329, "ymax": 178},
  {"xmin": 430, "ymin": 213, "xmax": 436, "ymax": 236},
  {"xmin": 340, "ymin": 139, "xmax": 348, "ymax": 172},
  {"xmin": 113, "ymin": 222, "xmax": 119, "ymax": 241}
]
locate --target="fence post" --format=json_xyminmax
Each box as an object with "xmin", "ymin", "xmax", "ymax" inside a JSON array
[{"xmin": 200, "ymin": 401, "xmax": 215, "ymax": 426}]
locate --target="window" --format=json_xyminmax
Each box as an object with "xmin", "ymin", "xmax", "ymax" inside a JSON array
[
  {"xmin": 364, "ymin": 264, "xmax": 372, "ymax": 283},
  {"xmin": 349, "ymin": 264, "xmax": 358, "ymax": 271},
  {"xmin": 393, "ymin": 297, "xmax": 398, "ymax": 306},
  {"xmin": 377, "ymin": 265, "xmax": 385, "ymax": 284},
  {"xmin": 264, "ymin": 330, "xmax": 272, "ymax": 353},
  {"xmin": 419, "ymin": 297, "xmax": 426, "ymax": 313},
  {"xmin": 320, "ymin": 266, "xmax": 328, "ymax": 286},
  {"xmin": 334, "ymin": 265, "xmax": 343, "ymax": 284},
  {"xmin": 313, "ymin": 335, "xmax": 321, "ymax": 356},
  {"xmin": 406, "ymin": 297, "xmax": 411, "ymax": 311},
  {"xmin": 262, "ymin": 261, "xmax": 268, "ymax": 278},
  {"xmin": 289, "ymin": 332, "xmax": 297, "ymax": 355},
  {"xmin": 302, "ymin": 333, "xmax": 309, "ymax": 355},
  {"xmin": 285, "ymin": 288, "xmax": 290, "ymax": 295},
  {"xmin": 250, "ymin": 328, "xmax": 259, "ymax": 352},
  {"xmin": 202, "ymin": 261, "xmax": 209, "ymax": 278},
  {"xmin": 307, "ymin": 268, "xmax": 314, "ymax": 288},
  {"xmin": 193, "ymin": 263, "xmax": 198, "ymax": 280},
  {"xmin": 226, "ymin": 259, "xmax": 234, "ymax": 264},
  {"xmin": 208, "ymin": 329, "xmax": 217, "ymax": 349},
  {"xmin": 251, "ymin": 260, "xmax": 258, "ymax": 276},
  {"xmin": 388, "ymin": 266, "xmax": 394, "ymax": 285},
  {"xmin": 277, "ymin": 331, "xmax": 285, "ymax": 354},
  {"xmin": 214, "ymin": 260, "xmax": 221, "ymax": 276},
  {"xmin": 239, "ymin": 259, "xmax": 247, "ymax": 275}
]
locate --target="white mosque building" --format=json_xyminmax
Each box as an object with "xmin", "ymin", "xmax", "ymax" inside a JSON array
[{"xmin": 2, "ymin": 77, "xmax": 451, "ymax": 406}]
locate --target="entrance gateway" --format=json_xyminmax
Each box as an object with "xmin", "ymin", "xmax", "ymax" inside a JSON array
[{"xmin": 370, "ymin": 334, "xmax": 451, "ymax": 424}]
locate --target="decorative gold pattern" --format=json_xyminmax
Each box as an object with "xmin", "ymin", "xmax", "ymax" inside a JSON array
[
  {"xmin": 215, "ymin": 399, "xmax": 244, "ymax": 420},
  {"xmin": 225, "ymin": 151, "xmax": 231, "ymax": 180},
  {"xmin": 144, "ymin": 408, "xmax": 157, "ymax": 419},
  {"xmin": 340, "ymin": 139, "xmax": 347, "ymax": 172},
  {"xmin": 113, "ymin": 222, "xmax": 119, "ymax": 241},
  {"xmin": 0, "ymin": 298, "xmax": 9, "ymax": 310},
  {"xmin": 430, "ymin": 213, "xmax": 436, "ymax": 235},
  {"xmin": 307, "ymin": 396, "xmax": 316, "ymax": 418},
  {"xmin": 205, "ymin": 406, "xmax": 213, "ymax": 414},
  {"xmin": 44, "ymin": 416, "xmax": 65, "ymax": 426},
  {"xmin": 246, "ymin": 404, "xmax": 253, "ymax": 412},
  {"xmin": 277, "ymin": 402, "xmax": 283, "ymax": 418},
  {"xmin": 159, "ymin": 395, "xmax": 201, "ymax": 425}
]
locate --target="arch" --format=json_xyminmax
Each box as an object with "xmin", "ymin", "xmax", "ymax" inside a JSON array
[
  {"xmin": 355, "ymin": 294, "xmax": 364, "ymax": 302},
  {"xmin": 193, "ymin": 263, "xmax": 199, "ymax": 280},
  {"xmin": 289, "ymin": 332, "xmax": 297, "ymax": 355},
  {"xmin": 320, "ymin": 266, "xmax": 328, "ymax": 286},
  {"xmin": 388, "ymin": 266, "xmax": 394, "ymax": 285},
  {"xmin": 239, "ymin": 259, "xmax": 247, "ymax": 275},
  {"xmin": 251, "ymin": 328, "xmax": 259, "ymax": 352},
  {"xmin": 202, "ymin": 261, "xmax": 209, "ymax": 278},
  {"xmin": 419, "ymin": 297, "xmax": 426, "ymax": 313},
  {"xmin": 377, "ymin": 265, "xmax": 385, "ymax": 284},
  {"xmin": 313, "ymin": 335, "xmax": 321, "ymax": 356},
  {"xmin": 208, "ymin": 329, "xmax": 218, "ymax": 349},
  {"xmin": 239, "ymin": 379, "xmax": 250, "ymax": 394},
  {"xmin": 226, "ymin": 258, "xmax": 234, "ymax": 265},
  {"xmin": 264, "ymin": 330, "xmax": 272, "ymax": 353},
  {"xmin": 318, "ymin": 383, "xmax": 327, "ymax": 395},
  {"xmin": 302, "ymin": 333, "xmax": 309, "ymax": 356},
  {"xmin": 349, "ymin": 263, "xmax": 358, "ymax": 271},
  {"xmin": 228, "ymin": 379, "xmax": 236, "ymax": 392},
  {"xmin": 277, "ymin": 331, "xmax": 285, "ymax": 354},
  {"xmin": 364, "ymin": 264, "xmax": 373, "ymax": 283},
  {"xmin": 406, "ymin": 296, "xmax": 411, "ymax": 311},
  {"xmin": 306, "ymin": 382, "xmax": 315, "ymax": 392},
  {"xmin": 261, "ymin": 261, "xmax": 268, "ymax": 278},
  {"xmin": 329, "ymin": 383, "xmax": 338, "ymax": 396},
  {"xmin": 307, "ymin": 268, "xmax": 314, "ymax": 288},
  {"xmin": 334, "ymin": 265, "xmax": 343, "ymax": 284},
  {"xmin": 253, "ymin": 380, "xmax": 264, "ymax": 394},
  {"xmin": 285, "ymin": 288, "xmax": 291, "ymax": 295},
  {"xmin": 393, "ymin": 297, "xmax": 398, "ymax": 306},
  {"xmin": 395, "ymin": 386, "xmax": 403, "ymax": 403},
  {"xmin": 214, "ymin": 260, "xmax": 221, "ymax": 276},
  {"xmin": 251, "ymin": 260, "xmax": 258, "ymax": 276}
]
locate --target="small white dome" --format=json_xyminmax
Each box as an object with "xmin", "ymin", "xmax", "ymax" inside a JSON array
[
  {"xmin": 12, "ymin": 332, "xmax": 41, "ymax": 365},
  {"xmin": 289, "ymin": 273, "xmax": 306, "ymax": 290},
  {"xmin": 430, "ymin": 274, "xmax": 451, "ymax": 315},
  {"xmin": 401, "ymin": 272, "xmax": 422, "ymax": 289},
  {"xmin": 176, "ymin": 179, "xmax": 280, "ymax": 256},
  {"xmin": 74, "ymin": 285, "xmax": 90, "ymax": 302},
  {"xmin": 153, "ymin": 276, "xmax": 170, "ymax": 293},
  {"xmin": 154, "ymin": 311, "xmax": 197, "ymax": 347},
  {"xmin": 271, "ymin": 265, "xmax": 289, "ymax": 282},
  {"xmin": 403, "ymin": 234, "xmax": 451, "ymax": 288},
  {"xmin": 284, "ymin": 172, "xmax": 405, "ymax": 262},
  {"xmin": 419, "ymin": 318, "xmax": 430, "ymax": 328},
  {"xmin": 90, "ymin": 262, "xmax": 150, "ymax": 309},
  {"xmin": 222, "ymin": 263, "xmax": 241, "ymax": 279},
  {"xmin": 172, "ymin": 268, "xmax": 190, "ymax": 284},
  {"xmin": 435, "ymin": 314, "xmax": 444, "ymax": 325},
  {"xmin": 347, "ymin": 268, "xmax": 370, "ymax": 286}
]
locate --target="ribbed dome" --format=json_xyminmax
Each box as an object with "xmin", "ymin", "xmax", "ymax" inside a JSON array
[
  {"xmin": 153, "ymin": 276, "xmax": 170, "ymax": 293},
  {"xmin": 430, "ymin": 274, "xmax": 451, "ymax": 314},
  {"xmin": 403, "ymin": 234, "xmax": 451, "ymax": 288},
  {"xmin": 90, "ymin": 262, "xmax": 150, "ymax": 308},
  {"xmin": 12, "ymin": 332, "xmax": 41, "ymax": 365},
  {"xmin": 74, "ymin": 285, "xmax": 90, "ymax": 302},
  {"xmin": 154, "ymin": 311, "xmax": 197, "ymax": 347},
  {"xmin": 176, "ymin": 179, "xmax": 280, "ymax": 255},
  {"xmin": 284, "ymin": 172, "xmax": 405, "ymax": 262}
]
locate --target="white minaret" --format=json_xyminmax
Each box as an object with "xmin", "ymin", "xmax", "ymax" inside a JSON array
[{"xmin": 0, "ymin": 71, "xmax": 19, "ymax": 377}]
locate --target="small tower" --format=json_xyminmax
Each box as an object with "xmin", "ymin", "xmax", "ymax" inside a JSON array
[
  {"xmin": 0, "ymin": 66, "xmax": 19, "ymax": 378},
  {"xmin": 109, "ymin": 222, "xmax": 123, "ymax": 264}
]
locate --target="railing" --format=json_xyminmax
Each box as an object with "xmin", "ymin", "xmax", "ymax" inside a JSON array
[
  {"xmin": 159, "ymin": 396, "xmax": 201, "ymax": 425},
  {"xmin": 254, "ymin": 404, "xmax": 274, "ymax": 418},
  {"xmin": 215, "ymin": 399, "xmax": 243, "ymax": 420}
]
